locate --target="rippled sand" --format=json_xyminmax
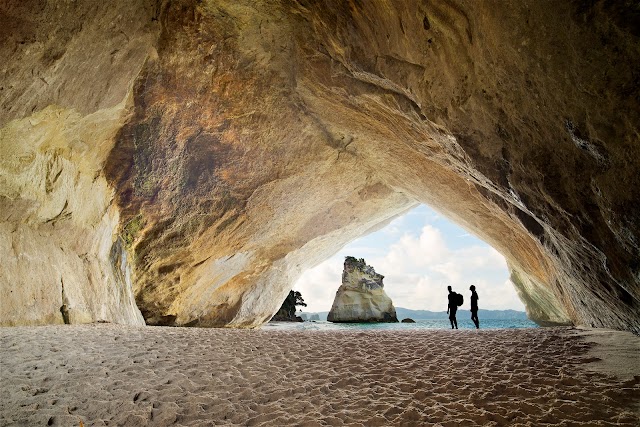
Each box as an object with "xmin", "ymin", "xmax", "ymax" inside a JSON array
[{"xmin": 1, "ymin": 325, "xmax": 638, "ymax": 426}]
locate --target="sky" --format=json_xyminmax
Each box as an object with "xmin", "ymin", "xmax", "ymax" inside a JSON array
[{"xmin": 294, "ymin": 205, "xmax": 526, "ymax": 313}]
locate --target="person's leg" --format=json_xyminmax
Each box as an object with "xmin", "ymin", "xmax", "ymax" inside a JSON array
[
  {"xmin": 449, "ymin": 312, "xmax": 455, "ymax": 329},
  {"xmin": 453, "ymin": 310, "xmax": 458, "ymax": 329}
]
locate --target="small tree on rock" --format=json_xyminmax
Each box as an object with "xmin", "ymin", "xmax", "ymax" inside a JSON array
[{"xmin": 274, "ymin": 290, "xmax": 307, "ymax": 320}]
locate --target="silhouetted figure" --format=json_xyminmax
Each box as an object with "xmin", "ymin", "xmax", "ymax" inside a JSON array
[
  {"xmin": 447, "ymin": 286, "xmax": 458, "ymax": 329},
  {"xmin": 470, "ymin": 285, "xmax": 479, "ymax": 329}
]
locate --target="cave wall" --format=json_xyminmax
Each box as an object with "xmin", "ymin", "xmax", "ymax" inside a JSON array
[
  {"xmin": 0, "ymin": 0, "xmax": 159, "ymax": 325},
  {"xmin": 1, "ymin": 0, "xmax": 638, "ymax": 332}
]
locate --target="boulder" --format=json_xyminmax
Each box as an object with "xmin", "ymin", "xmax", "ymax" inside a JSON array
[
  {"xmin": 327, "ymin": 257, "xmax": 398, "ymax": 323},
  {"xmin": 401, "ymin": 318, "xmax": 416, "ymax": 324}
]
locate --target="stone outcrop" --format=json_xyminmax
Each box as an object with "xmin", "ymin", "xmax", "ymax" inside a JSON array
[
  {"xmin": 1, "ymin": 0, "xmax": 639, "ymax": 332},
  {"xmin": 327, "ymin": 257, "xmax": 398, "ymax": 323},
  {"xmin": 270, "ymin": 290, "xmax": 304, "ymax": 322}
]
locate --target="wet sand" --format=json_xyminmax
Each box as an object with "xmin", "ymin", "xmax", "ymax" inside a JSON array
[{"xmin": 1, "ymin": 325, "xmax": 638, "ymax": 426}]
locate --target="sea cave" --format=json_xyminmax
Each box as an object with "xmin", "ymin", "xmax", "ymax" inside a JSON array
[{"xmin": 1, "ymin": 0, "xmax": 638, "ymax": 334}]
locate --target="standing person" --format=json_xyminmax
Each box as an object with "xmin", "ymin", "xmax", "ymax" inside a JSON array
[
  {"xmin": 446, "ymin": 286, "xmax": 458, "ymax": 329},
  {"xmin": 470, "ymin": 285, "xmax": 479, "ymax": 329}
]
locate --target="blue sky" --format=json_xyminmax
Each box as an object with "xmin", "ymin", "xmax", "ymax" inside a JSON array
[{"xmin": 294, "ymin": 205, "xmax": 526, "ymax": 313}]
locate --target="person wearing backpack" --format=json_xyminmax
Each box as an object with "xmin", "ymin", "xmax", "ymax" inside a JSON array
[
  {"xmin": 470, "ymin": 285, "xmax": 479, "ymax": 329},
  {"xmin": 446, "ymin": 285, "xmax": 459, "ymax": 329}
]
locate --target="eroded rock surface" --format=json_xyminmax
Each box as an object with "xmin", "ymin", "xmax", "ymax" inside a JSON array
[
  {"xmin": 1, "ymin": 0, "xmax": 638, "ymax": 332},
  {"xmin": 328, "ymin": 257, "xmax": 398, "ymax": 323},
  {"xmin": 0, "ymin": 0, "xmax": 159, "ymax": 325}
]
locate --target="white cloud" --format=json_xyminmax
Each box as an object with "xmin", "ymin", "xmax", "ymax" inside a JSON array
[
  {"xmin": 339, "ymin": 246, "xmax": 385, "ymax": 257},
  {"xmin": 475, "ymin": 279, "xmax": 526, "ymax": 311},
  {"xmin": 295, "ymin": 262, "xmax": 342, "ymax": 313},
  {"xmin": 374, "ymin": 225, "xmax": 449, "ymax": 273}
]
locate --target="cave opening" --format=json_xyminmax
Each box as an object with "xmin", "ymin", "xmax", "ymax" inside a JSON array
[{"xmin": 294, "ymin": 204, "xmax": 525, "ymax": 318}]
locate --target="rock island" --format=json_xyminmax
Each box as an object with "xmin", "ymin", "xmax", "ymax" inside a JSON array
[{"xmin": 327, "ymin": 257, "xmax": 398, "ymax": 323}]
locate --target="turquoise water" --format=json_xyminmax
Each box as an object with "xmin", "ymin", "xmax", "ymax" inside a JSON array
[{"xmin": 265, "ymin": 318, "xmax": 538, "ymax": 331}]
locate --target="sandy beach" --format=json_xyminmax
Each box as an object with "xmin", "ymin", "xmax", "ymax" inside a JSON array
[{"xmin": 1, "ymin": 325, "xmax": 638, "ymax": 426}]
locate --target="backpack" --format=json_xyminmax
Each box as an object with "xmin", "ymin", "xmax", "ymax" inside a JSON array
[{"xmin": 455, "ymin": 292, "xmax": 464, "ymax": 307}]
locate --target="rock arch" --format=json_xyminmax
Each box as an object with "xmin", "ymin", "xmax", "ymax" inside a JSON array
[{"xmin": 1, "ymin": 0, "xmax": 638, "ymax": 333}]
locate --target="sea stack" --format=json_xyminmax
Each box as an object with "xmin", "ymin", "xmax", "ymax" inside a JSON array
[{"xmin": 327, "ymin": 257, "xmax": 398, "ymax": 323}]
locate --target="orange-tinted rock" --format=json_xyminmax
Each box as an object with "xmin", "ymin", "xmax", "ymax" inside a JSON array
[{"xmin": 1, "ymin": 1, "xmax": 638, "ymax": 332}]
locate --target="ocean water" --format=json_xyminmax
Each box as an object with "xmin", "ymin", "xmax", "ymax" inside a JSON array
[{"xmin": 264, "ymin": 318, "xmax": 538, "ymax": 331}]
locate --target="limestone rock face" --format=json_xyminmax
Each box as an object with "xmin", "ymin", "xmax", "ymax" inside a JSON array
[
  {"xmin": 1, "ymin": 0, "xmax": 639, "ymax": 332},
  {"xmin": 328, "ymin": 257, "xmax": 398, "ymax": 323},
  {"xmin": 0, "ymin": 0, "xmax": 158, "ymax": 325}
]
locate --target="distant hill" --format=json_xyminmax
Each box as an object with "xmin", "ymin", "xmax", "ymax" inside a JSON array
[
  {"xmin": 300, "ymin": 307, "xmax": 528, "ymax": 322},
  {"xmin": 395, "ymin": 307, "xmax": 528, "ymax": 320}
]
